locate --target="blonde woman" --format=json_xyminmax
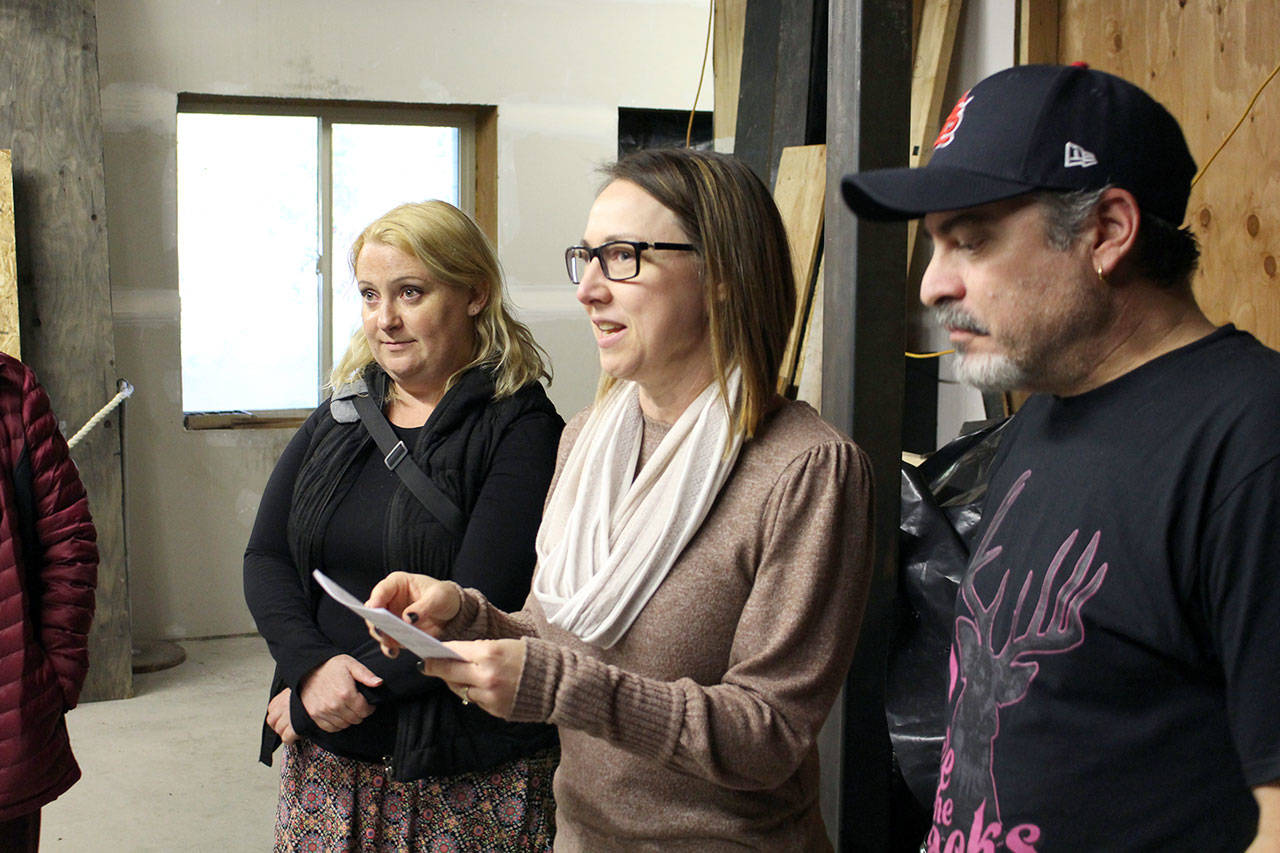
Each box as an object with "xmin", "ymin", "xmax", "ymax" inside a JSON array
[
  {"xmin": 245, "ymin": 201, "xmax": 562, "ymax": 850},
  {"xmin": 369, "ymin": 150, "xmax": 875, "ymax": 850}
]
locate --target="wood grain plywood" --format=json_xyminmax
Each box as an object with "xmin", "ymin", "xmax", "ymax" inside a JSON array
[
  {"xmin": 0, "ymin": 151, "xmax": 17, "ymax": 358},
  {"xmin": 1059, "ymin": 0, "xmax": 1280, "ymax": 350},
  {"xmin": 907, "ymin": 0, "xmax": 965, "ymax": 271},
  {"xmin": 1018, "ymin": 0, "xmax": 1060, "ymax": 65},
  {"xmin": 713, "ymin": 0, "xmax": 746, "ymax": 148},
  {"xmin": 910, "ymin": 0, "xmax": 965, "ymax": 168},
  {"xmin": 773, "ymin": 144, "xmax": 826, "ymax": 393}
]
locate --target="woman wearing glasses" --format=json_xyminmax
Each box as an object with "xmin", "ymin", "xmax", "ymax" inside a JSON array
[{"xmin": 368, "ymin": 149, "xmax": 874, "ymax": 849}]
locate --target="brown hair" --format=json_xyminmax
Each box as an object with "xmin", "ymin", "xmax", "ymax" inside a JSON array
[{"xmin": 600, "ymin": 149, "xmax": 794, "ymax": 438}]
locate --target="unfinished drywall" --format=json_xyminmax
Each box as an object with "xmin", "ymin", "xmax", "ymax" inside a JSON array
[{"xmin": 96, "ymin": 0, "xmax": 711, "ymax": 639}]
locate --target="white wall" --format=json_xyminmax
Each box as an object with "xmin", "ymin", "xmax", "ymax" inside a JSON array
[{"xmin": 97, "ymin": 0, "xmax": 710, "ymax": 640}]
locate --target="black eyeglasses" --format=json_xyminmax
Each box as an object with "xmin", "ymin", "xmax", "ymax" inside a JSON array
[{"xmin": 564, "ymin": 240, "xmax": 697, "ymax": 284}]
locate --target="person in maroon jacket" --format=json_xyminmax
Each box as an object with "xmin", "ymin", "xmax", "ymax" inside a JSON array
[{"xmin": 0, "ymin": 353, "xmax": 98, "ymax": 853}]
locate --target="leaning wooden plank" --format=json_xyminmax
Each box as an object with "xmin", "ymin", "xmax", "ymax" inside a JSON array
[
  {"xmin": 0, "ymin": 150, "xmax": 18, "ymax": 358},
  {"xmin": 713, "ymin": 0, "xmax": 747, "ymax": 151},
  {"xmin": 913, "ymin": 0, "xmax": 926, "ymax": 58},
  {"xmin": 907, "ymin": 0, "xmax": 964, "ymax": 264},
  {"xmin": 773, "ymin": 144, "xmax": 826, "ymax": 394},
  {"xmin": 1018, "ymin": 0, "xmax": 1060, "ymax": 66},
  {"xmin": 795, "ymin": 255, "xmax": 825, "ymax": 408},
  {"xmin": 910, "ymin": 0, "xmax": 965, "ymax": 168}
]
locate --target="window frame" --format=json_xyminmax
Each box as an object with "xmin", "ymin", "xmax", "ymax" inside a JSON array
[{"xmin": 176, "ymin": 94, "xmax": 496, "ymax": 430}]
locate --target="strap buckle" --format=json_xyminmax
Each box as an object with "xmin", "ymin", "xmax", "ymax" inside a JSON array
[{"xmin": 384, "ymin": 440, "xmax": 409, "ymax": 470}]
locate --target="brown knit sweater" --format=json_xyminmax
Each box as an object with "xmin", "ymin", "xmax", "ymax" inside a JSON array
[{"xmin": 448, "ymin": 398, "xmax": 875, "ymax": 850}]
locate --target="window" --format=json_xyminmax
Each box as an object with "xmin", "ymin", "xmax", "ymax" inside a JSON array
[{"xmin": 176, "ymin": 96, "xmax": 493, "ymax": 427}]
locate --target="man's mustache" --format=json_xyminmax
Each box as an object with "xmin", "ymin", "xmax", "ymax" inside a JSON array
[{"xmin": 931, "ymin": 302, "xmax": 990, "ymax": 336}]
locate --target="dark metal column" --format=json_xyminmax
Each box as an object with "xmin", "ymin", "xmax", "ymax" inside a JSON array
[{"xmin": 824, "ymin": 2, "xmax": 911, "ymax": 849}]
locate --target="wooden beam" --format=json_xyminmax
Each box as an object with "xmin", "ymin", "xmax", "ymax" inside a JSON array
[
  {"xmin": 713, "ymin": 0, "xmax": 747, "ymax": 151},
  {"xmin": 473, "ymin": 106, "xmax": 498, "ymax": 242},
  {"xmin": 771, "ymin": 0, "xmax": 822, "ymax": 187},
  {"xmin": 773, "ymin": 144, "xmax": 827, "ymax": 394},
  {"xmin": 1018, "ymin": 0, "xmax": 1060, "ymax": 65},
  {"xmin": 735, "ymin": 0, "xmax": 824, "ymax": 187},
  {"xmin": 734, "ymin": 0, "xmax": 782, "ymax": 182},
  {"xmin": 0, "ymin": 151, "xmax": 17, "ymax": 358},
  {"xmin": 795, "ymin": 255, "xmax": 825, "ymax": 407},
  {"xmin": 913, "ymin": 0, "xmax": 926, "ymax": 59},
  {"xmin": 1007, "ymin": 0, "xmax": 1058, "ymax": 421},
  {"xmin": 910, "ymin": 0, "xmax": 965, "ymax": 170},
  {"xmin": 906, "ymin": 0, "xmax": 965, "ymax": 266}
]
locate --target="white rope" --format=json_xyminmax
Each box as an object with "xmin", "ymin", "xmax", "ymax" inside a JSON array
[{"xmin": 67, "ymin": 380, "xmax": 134, "ymax": 449}]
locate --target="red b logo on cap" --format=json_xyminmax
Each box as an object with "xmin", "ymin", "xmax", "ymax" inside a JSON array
[{"xmin": 934, "ymin": 90, "xmax": 973, "ymax": 149}]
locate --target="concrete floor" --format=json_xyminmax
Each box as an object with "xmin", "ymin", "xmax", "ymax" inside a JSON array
[{"xmin": 42, "ymin": 635, "xmax": 280, "ymax": 851}]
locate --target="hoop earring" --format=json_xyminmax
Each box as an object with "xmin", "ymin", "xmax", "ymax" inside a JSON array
[{"xmin": 1096, "ymin": 265, "xmax": 1108, "ymax": 285}]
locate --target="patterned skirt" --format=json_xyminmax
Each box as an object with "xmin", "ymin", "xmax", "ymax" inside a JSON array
[{"xmin": 275, "ymin": 740, "xmax": 558, "ymax": 852}]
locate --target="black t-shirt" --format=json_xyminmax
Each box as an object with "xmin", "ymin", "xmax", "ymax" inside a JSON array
[{"xmin": 927, "ymin": 326, "xmax": 1280, "ymax": 852}]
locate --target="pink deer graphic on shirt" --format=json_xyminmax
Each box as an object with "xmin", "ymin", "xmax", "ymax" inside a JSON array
[{"xmin": 928, "ymin": 470, "xmax": 1109, "ymax": 853}]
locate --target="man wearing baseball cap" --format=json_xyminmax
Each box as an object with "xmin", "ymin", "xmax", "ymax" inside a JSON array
[{"xmin": 845, "ymin": 64, "xmax": 1279, "ymax": 851}]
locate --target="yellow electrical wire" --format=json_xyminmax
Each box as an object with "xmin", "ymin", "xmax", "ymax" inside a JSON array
[
  {"xmin": 1190, "ymin": 58, "xmax": 1280, "ymax": 189},
  {"xmin": 686, "ymin": 0, "xmax": 715, "ymax": 147}
]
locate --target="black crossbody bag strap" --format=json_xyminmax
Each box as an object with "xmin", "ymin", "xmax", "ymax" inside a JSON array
[{"xmin": 352, "ymin": 394, "xmax": 466, "ymax": 539}]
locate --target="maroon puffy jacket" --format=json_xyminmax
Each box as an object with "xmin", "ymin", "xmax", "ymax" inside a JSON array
[{"xmin": 0, "ymin": 353, "xmax": 98, "ymax": 820}]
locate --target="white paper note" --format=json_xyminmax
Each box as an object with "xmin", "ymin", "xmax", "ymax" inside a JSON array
[{"xmin": 313, "ymin": 570, "xmax": 464, "ymax": 661}]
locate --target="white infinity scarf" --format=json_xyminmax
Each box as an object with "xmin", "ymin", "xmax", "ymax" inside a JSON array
[{"xmin": 533, "ymin": 371, "xmax": 743, "ymax": 648}]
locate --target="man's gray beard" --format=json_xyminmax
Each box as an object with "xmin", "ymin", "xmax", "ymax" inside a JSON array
[
  {"xmin": 951, "ymin": 350, "xmax": 1029, "ymax": 392},
  {"xmin": 931, "ymin": 303, "xmax": 1030, "ymax": 392}
]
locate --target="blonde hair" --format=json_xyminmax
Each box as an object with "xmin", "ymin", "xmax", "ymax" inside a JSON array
[
  {"xmin": 330, "ymin": 200, "xmax": 550, "ymax": 399},
  {"xmin": 598, "ymin": 149, "xmax": 795, "ymax": 439}
]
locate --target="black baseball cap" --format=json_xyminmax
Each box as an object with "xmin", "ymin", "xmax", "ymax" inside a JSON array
[{"xmin": 841, "ymin": 64, "xmax": 1196, "ymax": 224}]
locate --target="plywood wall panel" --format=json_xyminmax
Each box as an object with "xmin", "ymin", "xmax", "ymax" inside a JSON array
[
  {"xmin": 1059, "ymin": 0, "xmax": 1280, "ymax": 350},
  {"xmin": 0, "ymin": 1, "xmax": 132, "ymax": 700}
]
